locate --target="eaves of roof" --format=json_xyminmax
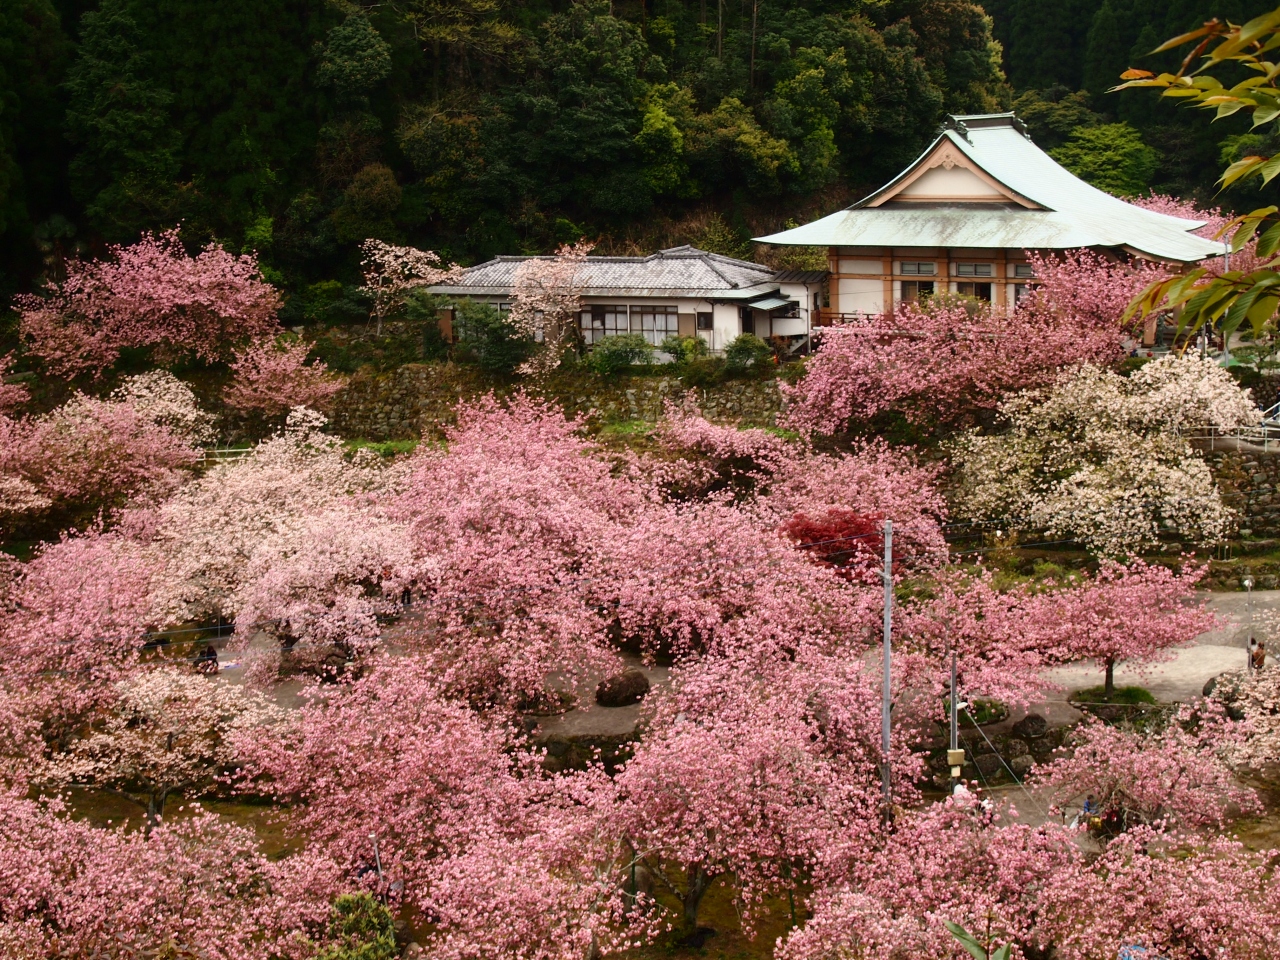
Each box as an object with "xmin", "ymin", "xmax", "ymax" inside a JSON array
[{"xmin": 426, "ymin": 283, "xmax": 791, "ymax": 300}]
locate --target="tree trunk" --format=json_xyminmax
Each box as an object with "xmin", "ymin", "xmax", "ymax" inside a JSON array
[
  {"xmin": 1105, "ymin": 659, "xmax": 1115, "ymax": 699},
  {"xmin": 682, "ymin": 864, "xmax": 712, "ymax": 933},
  {"xmin": 145, "ymin": 789, "xmax": 170, "ymax": 836}
]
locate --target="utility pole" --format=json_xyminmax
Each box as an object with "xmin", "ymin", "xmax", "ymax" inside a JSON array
[
  {"xmin": 947, "ymin": 638, "xmax": 964, "ymax": 791},
  {"xmin": 881, "ymin": 519, "xmax": 893, "ymax": 809}
]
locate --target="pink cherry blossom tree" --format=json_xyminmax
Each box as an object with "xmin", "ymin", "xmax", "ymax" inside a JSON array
[
  {"xmin": 40, "ymin": 666, "xmax": 280, "ymax": 831},
  {"xmin": 1039, "ymin": 828, "xmax": 1280, "ymax": 960},
  {"xmin": 615, "ymin": 648, "xmax": 915, "ymax": 936},
  {"xmin": 393, "ymin": 394, "xmax": 629, "ymax": 707},
  {"xmin": 1029, "ymin": 709, "xmax": 1259, "ymax": 835},
  {"xmin": 234, "ymin": 655, "xmax": 535, "ymax": 906},
  {"xmin": 780, "ymin": 796, "xmax": 1078, "ymax": 960},
  {"xmin": 0, "ymin": 528, "xmax": 161, "ymax": 739},
  {"xmin": 224, "ymin": 336, "xmax": 346, "ymax": 416},
  {"xmin": 422, "ymin": 770, "xmax": 661, "ymax": 960},
  {"xmin": 0, "ymin": 352, "xmax": 29, "ymax": 412},
  {"xmin": 359, "ymin": 238, "xmax": 461, "ymax": 336},
  {"xmin": 1023, "ymin": 248, "xmax": 1169, "ymax": 334},
  {"xmin": 0, "ymin": 792, "xmax": 345, "ymax": 960},
  {"xmin": 1037, "ymin": 560, "xmax": 1216, "ymax": 697},
  {"xmin": 783, "ymin": 298, "xmax": 1123, "ymax": 435},
  {"xmin": 16, "ymin": 229, "xmax": 282, "ymax": 378},
  {"xmin": 505, "ymin": 240, "xmax": 593, "ymax": 377},
  {"xmin": 0, "ymin": 386, "xmax": 202, "ymax": 530}
]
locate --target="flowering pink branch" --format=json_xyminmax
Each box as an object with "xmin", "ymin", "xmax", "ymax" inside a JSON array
[
  {"xmin": 16, "ymin": 229, "xmax": 282, "ymax": 378},
  {"xmin": 224, "ymin": 336, "xmax": 346, "ymax": 415}
]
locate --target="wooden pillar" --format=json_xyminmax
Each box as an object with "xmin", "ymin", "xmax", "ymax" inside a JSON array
[{"xmin": 882, "ymin": 251, "xmax": 894, "ymax": 318}]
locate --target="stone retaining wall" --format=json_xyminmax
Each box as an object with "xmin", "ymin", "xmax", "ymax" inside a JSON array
[
  {"xmin": 1205, "ymin": 449, "xmax": 1280, "ymax": 538},
  {"xmin": 332, "ymin": 362, "xmax": 786, "ymax": 440}
]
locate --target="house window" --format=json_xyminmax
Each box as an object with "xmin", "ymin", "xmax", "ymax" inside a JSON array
[
  {"xmin": 956, "ymin": 282, "xmax": 992, "ymax": 301},
  {"xmin": 630, "ymin": 305, "xmax": 679, "ymax": 345},
  {"xmin": 580, "ymin": 305, "xmax": 629, "ymax": 345},
  {"xmin": 901, "ymin": 280, "xmax": 934, "ymax": 303},
  {"xmin": 1013, "ymin": 283, "xmax": 1032, "ymax": 304},
  {"xmin": 696, "ymin": 311, "xmax": 713, "ymax": 331},
  {"xmin": 900, "ymin": 261, "xmax": 937, "ymax": 275},
  {"xmin": 740, "ymin": 306, "xmax": 755, "ymax": 335},
  {"xmin": 956, "ymin": 263, "xmax": 993, "ymax": 277},
  {"xmin": 1013, "ymin": 263, "xmax": 1036, "ymax": 279}
]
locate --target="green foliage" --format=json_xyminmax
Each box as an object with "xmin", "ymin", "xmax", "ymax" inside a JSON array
[
  {"xmin": 315, "ymin": 893, "xmax": 397, "ymax": 960},
  {"xmin": 679, "ymin": 355, "xmax": 729, "ymax": 389},
  {"xmin": 317, "ymin": 15, "xmax": 392, "ymax": 107},
  {"xmin": 1070, "ymin": 685, "xmax": 1158, "ymax": 705},
  {"xmin": 659, "ymin": 334, "xmax": 708, "ymax": 364},
  {"xmin": 946, "ymin": 920, "xmax": 1012, "ymax": 960},
  {"xmin": 1118, "ymin": 12, "xmax": 1280, "ymax": 344},
  {"xmin": 724, "ymin": 333, "xmax": 773, "ymax": 371},
  {"xmin": 597, "ymin": 419, "xmax": 653, "ymax": 437},
  {"xmin": 344, "ymin": 438, "xmax": 419, "ymax": 459},
  {"xmin": 451, "ymin": 298, "xmax": 535, "ymax": 376},
  {"xmin": 0, "ymin": 0, "xmax": 1036, "ymax": 289},
  {"xmin": 1117, "ymin": 355, "xmax": 1153, "ymax": 376},
  {"xmin": 1011, "ymin": 86, "xmax": 1103, "ymax": 151},
  {"xmin": 1048, "ymin": 122, "xmax": 1157, "ymax": 197},
  {"xmin": 586, "ymin": 334, "xmax": 654, "ymax": 377}
]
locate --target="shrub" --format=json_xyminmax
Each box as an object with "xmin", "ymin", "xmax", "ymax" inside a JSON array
[
  {"xmin": 452, "ymin": 299, "xmax": 536, "ymax": 376},
  {"xmin": 586, "ymin": 334, "xmax": 654, "ymax": 377},
  {"xmin": 680, "ymin": 355, "xmax": 728, "ymax": 388},
  {"xmin": 316, "ymin": 893, "xmax": 398, "ymax": 960},
  {"xmin": 724, "ymin": 333, "xmax": 773, "ymax": 371},
  {"xmin": 659, "ymin": 334, "xmax": 708, "ymax": 364}
]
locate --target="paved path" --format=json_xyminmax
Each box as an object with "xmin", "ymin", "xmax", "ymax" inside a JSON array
[{"xmin": 1039, "ymin": 590, "xmax": 1267, "ymax": 705}]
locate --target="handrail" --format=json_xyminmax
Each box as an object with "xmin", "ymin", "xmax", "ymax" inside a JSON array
[
  {"xmin": 1181, "ymin": 424, "xmax": 1280, "ymax": 453},
  {"xmin": 197, "ymin": 447, "xmax": 253, "ymax": 465}
]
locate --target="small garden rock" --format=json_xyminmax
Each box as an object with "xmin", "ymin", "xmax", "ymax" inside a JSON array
[
  {"xmin": 596, "ymin": 669, "xmax": 650, "ymax": 707},
  {"xmin": 1011, "ymin": 713, "xmax": 1048, "ymax": 739}
]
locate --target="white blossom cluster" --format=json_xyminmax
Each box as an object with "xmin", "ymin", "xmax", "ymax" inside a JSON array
[
  {"xmin": 950, "ymin": 356, "xmax": 1255, "ymax": 556},
  {"xmin": 111, "ymin": 370, "xmax": 217, "ymax": 444}
]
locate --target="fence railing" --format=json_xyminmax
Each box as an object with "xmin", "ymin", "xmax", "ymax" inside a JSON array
[
  {"xmin": 1182, "ymin": 425, "xmax": 1280, "ymax": 453},
  {"xmin": 196, "ymin": 447, "xmax": 253, "ymax": 466}
]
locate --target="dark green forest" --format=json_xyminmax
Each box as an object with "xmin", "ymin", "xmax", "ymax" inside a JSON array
[{"xmin": 0, "ymin": 0, "xmax": 1275, "ymax": 310}]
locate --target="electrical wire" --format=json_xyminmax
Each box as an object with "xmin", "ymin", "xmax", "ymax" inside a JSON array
[{"xmin": 962, "ymin": 706, "xmax": 1050, "ymax": 820}]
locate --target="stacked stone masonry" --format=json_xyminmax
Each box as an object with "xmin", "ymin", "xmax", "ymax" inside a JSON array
[
  {"xmin": 332, "ymin": 362, "xmax": 786, "ymax": 440},
  {"xmin": 1206, "ymin": 449, "xmax": 1280, "ymax": 538}
]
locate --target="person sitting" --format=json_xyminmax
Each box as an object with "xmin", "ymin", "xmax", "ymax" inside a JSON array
[
  {"xmin": 1082, "ymin": 795, "xmax": 1098, "ymax": 816},
  {"xmin": 194, "ymin": 644, "xmax": 219, "ymax": 674},
  {"xmin": 1253, "ymin": 639, "xmax": 1266, "ymax": 672}
]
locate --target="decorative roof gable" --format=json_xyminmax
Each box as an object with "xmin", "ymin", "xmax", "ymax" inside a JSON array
[{"xmin": 756, "ymin": 113, "xmax": 1223, "ymax": 264}]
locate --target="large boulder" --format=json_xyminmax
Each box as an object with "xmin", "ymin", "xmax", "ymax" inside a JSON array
[
  {"xmin": 1005, "ymin": 739, "xmax": 1029, "ymax": 760},
  {"xmin": 1011, "ymin": 754, "xmax": 1035, "ymax": 777},
  {"xmin": 596, "ymin": 669, "xmax": 650, "ymax": 707},
  {"xmin": 1012, "ymin": 712, "xmax": 1048, "ymax": 739},
  {"xmin": 973, "ymin": 753, "xmax": 1004, "ymax": 779}
]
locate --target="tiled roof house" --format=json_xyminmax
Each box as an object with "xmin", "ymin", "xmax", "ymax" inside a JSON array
[{"xmin": 429, "ymin": 245, "xmax": 824, "ymax": 354}]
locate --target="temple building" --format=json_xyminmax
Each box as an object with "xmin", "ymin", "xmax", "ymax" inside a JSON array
[{"xmin": 755, "ymin": 113, "xmax": 1224, "ymax": 322}]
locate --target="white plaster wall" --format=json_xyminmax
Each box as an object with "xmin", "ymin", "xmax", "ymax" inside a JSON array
[
  {"xmin": 837, "ymin": 277, "xmax": 883, "ymax": 314},
  {"xmin": 898, "ymin": 165, "xmax": 1003, "ymax": 198}
]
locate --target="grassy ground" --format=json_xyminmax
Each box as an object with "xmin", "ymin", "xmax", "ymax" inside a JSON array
[{"xmin": 1068, "ymin": 685, "xmax": 1158, "ymax": 705}]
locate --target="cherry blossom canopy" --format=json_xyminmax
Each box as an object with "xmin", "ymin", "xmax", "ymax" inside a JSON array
[{"xmin": 757, "ymin": 113, "xmax": 1224, "ymax": 265}]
